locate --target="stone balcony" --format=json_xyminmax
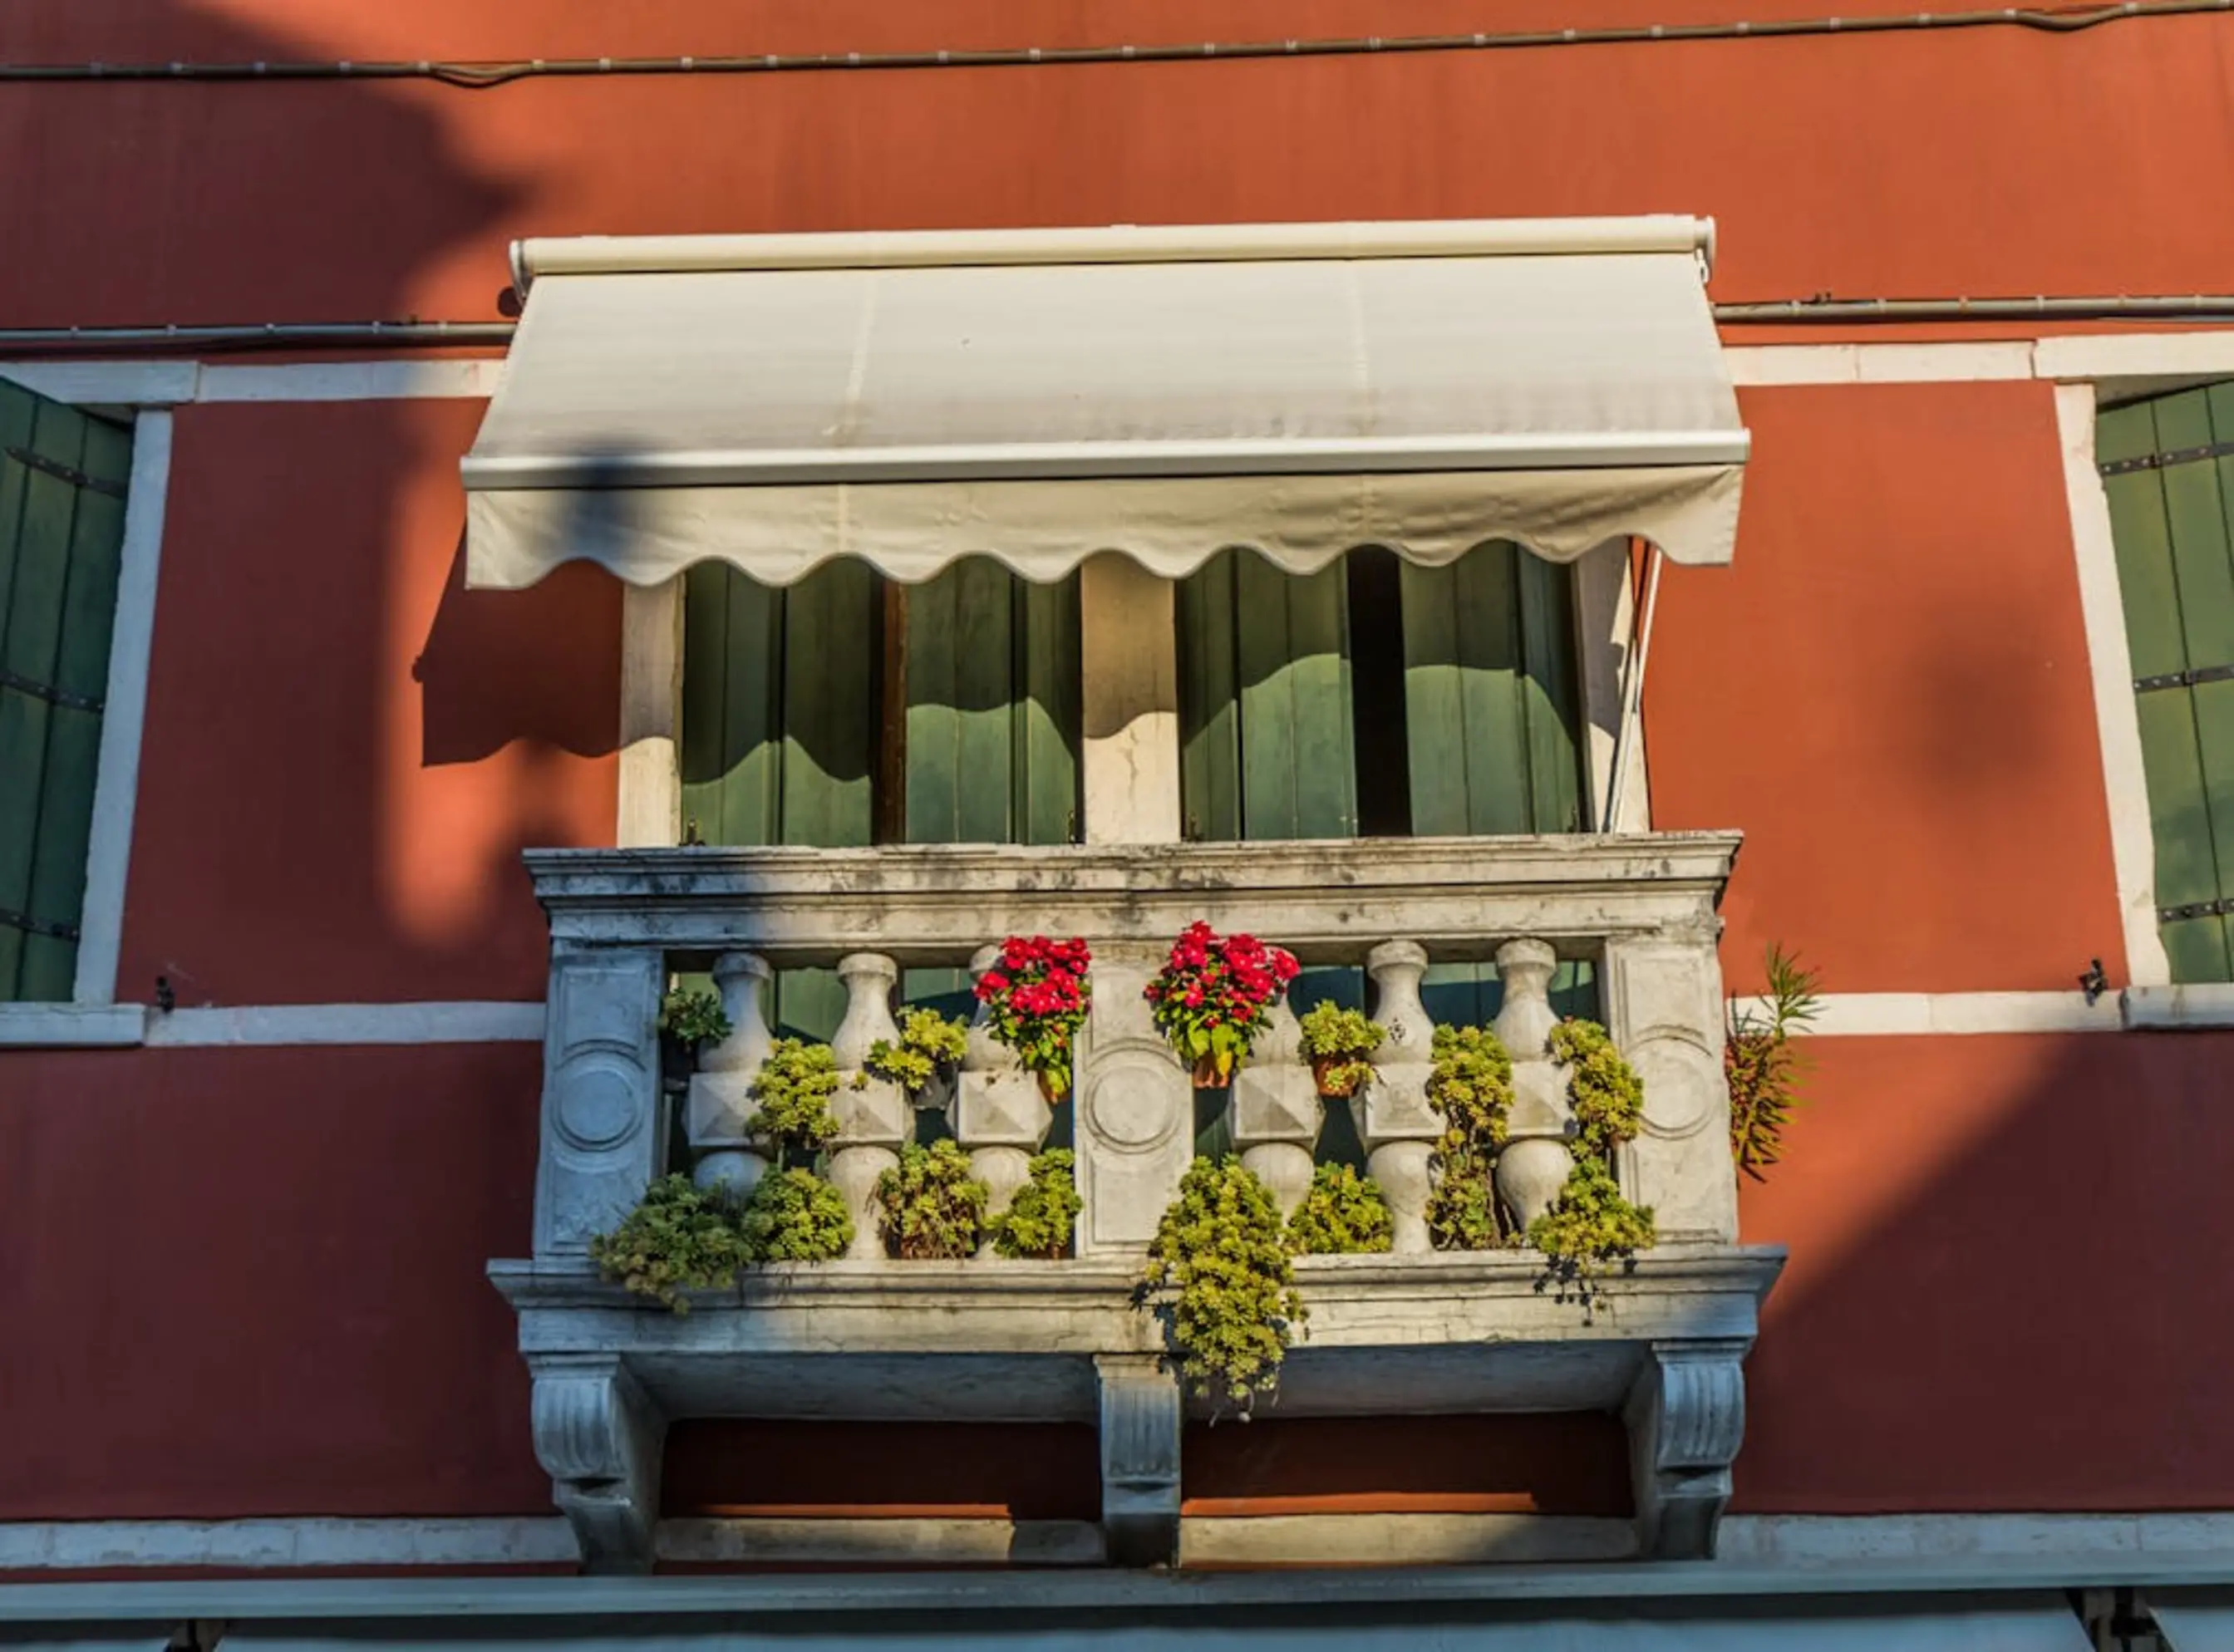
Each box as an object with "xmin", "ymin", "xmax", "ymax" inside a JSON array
[{"xmin": 490, "ymin": 834, "xmax": 1784, "ymax": 1573}]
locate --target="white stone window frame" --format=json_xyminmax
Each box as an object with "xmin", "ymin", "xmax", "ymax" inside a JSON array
[
  {"xmin": 614, "ymin": 541, "xmax": 1656, "ymax": 854},
  {"xmin": 2044, "ymin": 336, "xmax": 2234, "ymax": 1027},
  {"xmin": 0, "ymin": 365, "xmax": 179, "ymax": 1049}
]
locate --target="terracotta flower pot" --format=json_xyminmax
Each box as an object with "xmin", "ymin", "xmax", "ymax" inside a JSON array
[
  {"xmin": 1311, "ymin": 1055, "xmax": 1364, "ymax": 1099},
  {"xmin": 1192, "ymin": 1051, "xmax": 1236, "ymax": 1089}
]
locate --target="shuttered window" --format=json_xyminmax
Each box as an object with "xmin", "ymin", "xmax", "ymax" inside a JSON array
[
  {"xmin": 680, "ymin": 558, "xmax": 1081, "ymax": 1035},
  {"xmin": 0, "ymin": 380, "xmax": 133, "ymax": 1003},
  {"xmin": 2100, "ymin": 384, "xmax": 2234, "ymax": 982},
  {"xmin": 1177, "ymin": 543, "xmax": 1596, "ymax": 1040}
]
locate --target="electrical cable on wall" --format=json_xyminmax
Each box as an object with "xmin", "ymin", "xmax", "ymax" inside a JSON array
[{"xmin": 0, "ymin": 0, "xmax": 2224, "ymax": 86}]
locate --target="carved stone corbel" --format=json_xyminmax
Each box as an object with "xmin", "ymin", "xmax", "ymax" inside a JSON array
[
  {"xmin": 529, "ymin": 1354, "xmax": 664, "ymax": 1574},
  {"xmin": 1624, "ymin": 1338, "xmax": 1751, "ymax": 1559},
  {"xmin": 1095, "ymin": 1353, "xmax": 1182, "ymax": 1568}
]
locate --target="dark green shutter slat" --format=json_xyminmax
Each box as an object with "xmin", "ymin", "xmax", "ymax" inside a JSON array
[
  {"xmin": 0, "ymin": 381, "xmax": 37, "ymax": 632},
  {"xmin": 1518, "ymin": 550, "xmax": 1587, "ymax": 833},
  {"xmin": 779, "ymin": 560, "xmax": 877, "ymax": 850},
  {"xmin": 0, "ymin": 400, "xmax": 89, "ymax": 999},
  {"xmin": 1234, "ymin": 552, "xmax": 1356, "ymax": 841},
  {"xmin": 677, "ymin": 563, "xmax": 731, "ymax": 843},
  {"xmin": 2102, "ymin": 389, "xmax": 2234, "ymax": 981},
  {"xmin": 719, "ymin": 569, "xmax": 784, "ymax": 846},
  {"xmin": 1178, "ymin": 551, "xmax": 1242, "ymax": 843},
  {"xmin": 17, "ymin": 417, "xmax": 130, "ymax": 1001},
  {"xmin": 1015, "ymin": 573, "xmax": 1080, "ymax": 846},
  {"xmin": 905, "ymin": 559, "xmax": 1015, "ymax": 844}
]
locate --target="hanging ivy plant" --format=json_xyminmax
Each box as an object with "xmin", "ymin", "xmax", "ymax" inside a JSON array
[
  {"xmin": 873, "ymin": 1139, "xmax": 990, "ymax": 1260},
  {"xmin": 1285, "ymin": 1163, "xmax": 1394, "ymax": 1255},
  {"xmin": 990, "ymin": 1148, "xmax": 1084, "ymax": 1260},
  {"xmin": 1137, "ymin": 1156, "xmax": 1305, "ymax": 1416},
  {"xmin": 1528, "ymin": 1019, "xmax": 1656, "ymax": 1315},
  {"xmin": 863, "ymin": 1008, "xmax": 971, "ymax": 1095},
  {"xmin": 1296, "ymin": 1003, "xmax": 1385, "ymax": 1099},
  {"xmin": 588, "ymin": 1173, "xmax": 753, "ymax": 1312},
  {"xmin": 1423, "ymin": 1023, "xmax": 1515, "ymax": 1251},
  {"xmin": 1727, "ymin": 944, "xmax": 1823, "ymax": 1182},
  {"xmin": 741, "ymin": 1167, "xmax": 854, "ymax": 1261}
]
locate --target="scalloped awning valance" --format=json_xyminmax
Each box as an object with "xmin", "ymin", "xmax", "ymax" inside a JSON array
[{"xmin": 460, "ymin": 219, "xmax": 1749, "ymax": 590}]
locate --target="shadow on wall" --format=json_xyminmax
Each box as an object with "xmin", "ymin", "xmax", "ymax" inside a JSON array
[
  {"xmin": 0, "ymin": 2, "xmax": 642, "ymax": 1006},
  {"xmin": 1733, "ymin": 1028, "xmax": 2234, "ymax": 1512}
]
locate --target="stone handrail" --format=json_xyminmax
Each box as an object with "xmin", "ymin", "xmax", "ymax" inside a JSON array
[{"xmin": 523, "ymin": 833, "xmax": 1742, "ymax": 1263}]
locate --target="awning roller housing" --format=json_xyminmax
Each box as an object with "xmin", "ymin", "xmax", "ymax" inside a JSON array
[{"xmin": 462, "ymin": 217, "xmax": 1749, "ymax": 589}]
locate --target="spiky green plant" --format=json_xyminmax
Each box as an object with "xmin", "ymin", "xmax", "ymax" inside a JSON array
[
  {"xmin": 1726, "ymin": 945, "xmax": 1823, "ymax": 1182},
  {"xmin": 589, "ymin": 1173, "xmax": 751, "ymax": 1312}
]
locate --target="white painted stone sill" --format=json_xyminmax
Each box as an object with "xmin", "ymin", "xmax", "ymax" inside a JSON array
[
  {"xmin": 2120, "ymin": 984, "xmax": 2234, "ymax": 1030},
  {"xmin": 0, "ymin": 1002, "xmax": 146, "ymax": 1048}
]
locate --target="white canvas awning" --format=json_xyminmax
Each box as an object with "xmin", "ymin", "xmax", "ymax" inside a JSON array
[{"xmin": 461, "ymin": 218, "xmax": 1749, "ymax": 590}]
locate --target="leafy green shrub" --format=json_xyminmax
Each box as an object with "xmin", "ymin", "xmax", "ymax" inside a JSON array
[
  {"xmin": 1528, "ymin": 1018, "xmax": 1656, "ymax": 1313},
  {"xmin": 1727, "ymin": 945, "xmax": 1822, "ymax": 1182},
  {"xmin": 741, "ymin": 1167, "xmax": 854, "ymax": 1261},
  {"xmin": 1285, "ymin": 1163, "xmax": 1393, "ymax": 1255},
  {"xmin": 873, "ymin": 1140, "xmax": 989, "ymax": 1260},
  {"xmin": 1552, "ymin": 1017, "xmax": 1644, "ymax": 1157},
  {"xmin": 658, "ymin": 986, "xmax": 731, "ymax": 1050},
  {"xmin": 751, "ymin": 1038, "xmax": 841, "ymax": 1160},
  {"xmin": 1137, "ymin": 1157, "xmax": 1305, "ymax": 1414},
  {"xmin": 1424, "ymin": 1023, "xmax": 1514, "ymax": 1251},
  {"xmin": 864, "ymin": 1008, "xmax": 971, "ymax": 1094},
  {"xmin": 991, "ymin": 1148, "xmax": 1083, "ymax": 1259},
  {"xmin": 589, "ymin": 1173, "xmax": 751, "ymax": 1311},
  {"xmin": 1527, "ymin": 1157, "xmax": 1657, "ymax": 1311},
  {"xmin": 1296, "ymin": 1003, "xmax": 1385, "ymax": 1099}
]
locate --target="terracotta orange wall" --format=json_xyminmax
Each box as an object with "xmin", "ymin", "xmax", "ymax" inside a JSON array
[
  {"xmin": 0, "ymin": 1044, "xmax": 549, "ymax": 1518},
  {"xmin": 0, "ymin": 2, "xmax": 2231, "ymax": 327},
  {"xmin": 1735, "ymin": 1030, "xmax": 2234, "ymax": 1511},
  {"xmin": 116, "ymin": 400, "xmax": 618, "ymax": 1007},
  {"xmin": 1650, "ymin": 381, "xmax": 2126, "ymax": 995}
]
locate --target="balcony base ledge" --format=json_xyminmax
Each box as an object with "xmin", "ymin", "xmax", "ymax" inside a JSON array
[{"xmin": 491, "ymin": 1246, "xmax": 1781, "ymax": 1573}]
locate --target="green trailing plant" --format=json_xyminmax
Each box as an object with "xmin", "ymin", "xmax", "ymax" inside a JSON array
[
  {"xmin": 588, "ymin": 1173, "xmax": 752, "ymax": 1312},
  {"xmin": 740, "ymin": 1167, "xmax": 854, "ymax": 1261},
  {"xmin": 750, "ymin": 1037, "xmax": 842, "ymax": 1161},
  {"xmin": 1295, "ymin": 1003, "xmax": 1385, "ymax": 1099},
  {"xmin": 1727, "ymin": 945, "xmax": 1823, "ymax": 1182},
  {"xmin": 990, "ymin": 1148, "xmax": 1084, "ymax": 1259},
  {"xmin": 863, "ymin": 1007, "xmax": 971, "ymax": 1094},
  {"xmin": 874, "ymin": 1140, "xmax": 990, "ymax": 1260},
  {"xmin": 658, "ymin": 986, "xmax": 731, "ymax": 1051},
  {"xmin": 1136, "ymin": 1157, "xmax": 1305, "ymax": 1415},
  {"xmin": 1285, "ymin": 1163, "xmax": 1394, "ymax": 1255},
  {"xmin": 1527, "ymin": 1018, "xmax": 1656, "ymax": 1314},
  {"xmin": 1423, "ymin": 1023, "xmax": 1515, "ymax": 1251}
]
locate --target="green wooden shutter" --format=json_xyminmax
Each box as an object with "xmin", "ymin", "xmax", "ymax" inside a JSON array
[
  {"xmin": 0, "ymin": 380, "xmax": 133, "ymax": 1003},
  {"xmin": 680, "ymin": 559, "xmax": 1081, "ymax": 1035},
  {"xmin": 1177, "ymin": 549, "xmax": 1357, "ymax": 842},
  {"xmin": 2100, "ymin": 385, "xmax": 2234, "ymax": 982}
]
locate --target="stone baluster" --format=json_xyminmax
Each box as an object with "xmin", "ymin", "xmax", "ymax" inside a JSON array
[
  {"xmin": 1360, "ymin": 941, "xmax": 1440, "ymax": 1254},
  {"xmin": 1491, "ymin": 938, "xmax": 1577, "ymax": 1231},
  {"xmin": 951, "ymin": 944, "xmax": 1054, "ymax": 1253},
  {"xmin": 1227, "ymin": 995, "xmax": 1320, "ymax": 1217},
  {"xmin": 829, "ymin": 952, "xmax": 909, "ymax": 1261},
  {"xmin": 686, "ymin": 951, "xmax": 775, "ymax": 1202}
]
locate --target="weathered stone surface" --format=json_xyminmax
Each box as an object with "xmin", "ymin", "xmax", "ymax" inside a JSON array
[{"xmin": 535, "ymin": 946, "xmax": 665, "ymax": 1257}]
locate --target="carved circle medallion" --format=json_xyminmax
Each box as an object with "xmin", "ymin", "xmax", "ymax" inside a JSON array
[
  {"xmin": 552, "ymin": 1051, "xmax": 644, "ymax": 1152},
  {"xmin": 1632, "ymin": 1033, "xmax": 1720, "ymax": 1139},
  {"xmin": 1083, "ymin": 1043, "xmax": 1184, "ymax": 1153}
]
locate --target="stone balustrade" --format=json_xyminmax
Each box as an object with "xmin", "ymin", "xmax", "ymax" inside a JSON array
[{"xmin": 496, "ymin": 834, "xmax": 1783, "ymax": 1575}]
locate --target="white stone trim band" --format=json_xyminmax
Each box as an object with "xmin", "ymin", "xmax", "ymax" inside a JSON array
[
  {"xmin": 11, "ymin": 989, "xmax": 2227, "ymax": 1052},
  {"xmin": 4, "ymin": 1511, "xmax": 2232, "ymax": 1576}
]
